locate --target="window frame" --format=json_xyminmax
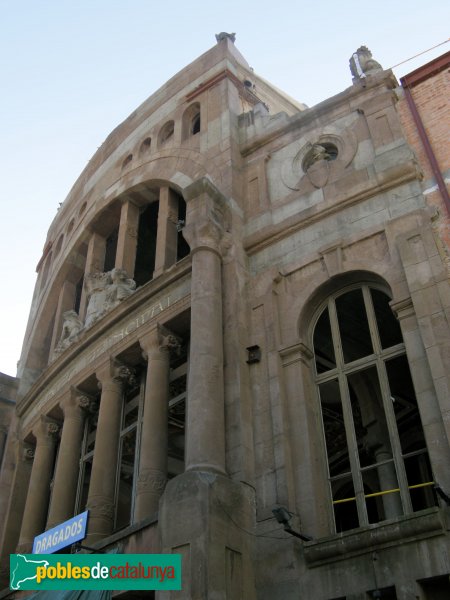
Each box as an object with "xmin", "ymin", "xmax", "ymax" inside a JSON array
[{"xmin": 312, "ymin": 283, "xmax": 433, "ymax": 532}]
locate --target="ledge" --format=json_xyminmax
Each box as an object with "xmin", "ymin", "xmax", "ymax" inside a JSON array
[
  {"xmin": 303, "ymin": 507, "xmax": 449, "ymax": 567},
  {"xmin": 17, "ymin": 257, "xmax": 192, "ymax": 417}
]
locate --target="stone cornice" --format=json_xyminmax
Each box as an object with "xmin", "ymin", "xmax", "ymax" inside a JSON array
[
  {"xmin": 303, "ymin": 507, "xmax": 447, "ymax": 566},
  {"xmin": 17, "ymin": 258, "xmax": 192, "ymax": 418},
  {"xmin": 240, "ymin": 71, "xmax": 397, "ymax": 158}
]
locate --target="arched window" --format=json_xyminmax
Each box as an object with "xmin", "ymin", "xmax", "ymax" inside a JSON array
[
  {"xmin": 313, "ymin": 284, "xmax": 436, "ymax": 533},
  {"xmin": 182, "ymin": 103, "xmax": 201, "ymax": 141},
  {"xmin": 158, "ymin": 121, "xmax": 174, "ymax": 148}
]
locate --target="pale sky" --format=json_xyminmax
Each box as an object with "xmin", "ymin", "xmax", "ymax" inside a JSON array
[{"xmin": 0, "ymin": 0, "xmax": 448, "ymax": 377}]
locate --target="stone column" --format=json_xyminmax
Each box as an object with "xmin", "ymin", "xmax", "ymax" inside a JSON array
[
  {"xmin": 0, "ymin": 441, "xmax": 34, "ymax": 575},
  {"xmin": 46, "ymin": 389, "xmax": 93, "ymax": 529},
  {"xmin": 153, "ymin": 187, "xmax": 178, "ymax": 278},
  {"xmin": 17, "ymin": 418, "xmax": 60, "ymax": 552},
  {"xmin": 182, "ymin": 178, "xmax": 229, "ymax": 474},
  {"xmin": 115, "ymin": 199, "xmax": 140, "ymax": 277},
  {"xmin": 134, "ymin": 325, "xmax": 180, "ymax": 520},
  {"xmin": 85, "ymin": 361, "xmax": 134, "ymax": 544},
  {"xmin": 49, "ymin": 279, "xmax": 77, "ymax": 355},
  {"xmin": 79, "ymin": 232, "xmax": 107, "ymax": 319}
]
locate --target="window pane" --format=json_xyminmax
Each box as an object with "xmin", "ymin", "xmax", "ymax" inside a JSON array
[
  {"xmin": 314, "ymin": 307, "xmax": 336, "ymax": 373},
  {"xmin": 116, "ymin": 428, "xmax": 137, "ymax": 530},
  {"xmin": 86, "ymin": 414, "xmax": 98, "ymax": 454},
  {"xmin": 335, "ymin": 289, "xmax": 373, "ymax": 363},
  {"xmin": 362, "ymin": 464, "xmax": 401, "ymax": 523},
  {"xmin": 404, "ymin": 453, "xmax": 437, "ymax": 511},
  {"xmin": 124, "ymin": 394, "xmax": 139, "ymax": 428},
  {"xmin": 348, "ymin": 367, "xmax": 393, "ymax": 468},
  {"xmin": 370, "ymin": 288, "xmax": 402, "ymax": 349},
  {"xmin": 385, "ymin": 355, "xmax": 426, "ymax": 455},
  {"xmin": 78, "ymin": 456, "xmax": 92, "ymax": 513},
  {"xmin": 319, "ymin": 379, "xmax": 350, "ymax": 477},
  {"xmin": 331, "ymin": 476, "xmax": 358, "ymax": 533}
]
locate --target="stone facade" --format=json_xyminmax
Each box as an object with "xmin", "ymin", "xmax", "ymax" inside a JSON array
[{"xmin": 0, "ymin": 38, "xmax": 449, "ymax": 599}]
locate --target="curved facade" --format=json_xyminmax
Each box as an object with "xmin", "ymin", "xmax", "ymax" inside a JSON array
[{"xmin": 1, "ymin": 38, "xmax": 450, "ymax": 599}]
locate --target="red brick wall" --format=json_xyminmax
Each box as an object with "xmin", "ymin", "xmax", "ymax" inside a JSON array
[{"xmin": 397, "ymin": 62, "xmax": 450, "ymax": 252}]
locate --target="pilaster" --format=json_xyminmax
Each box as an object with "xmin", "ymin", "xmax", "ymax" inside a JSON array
[
  {"xmin": 391, "ymin": 297, "xmax": 450, "ymax": 492},
  {"xmin": 0, "ymin": 441, "xmax": 34, "ymax": 579}
]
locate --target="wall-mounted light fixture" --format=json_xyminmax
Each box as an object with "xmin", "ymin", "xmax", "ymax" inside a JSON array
[{"xmin": 246, "ymin": 345, "xmax": 261, "ymax": 364}]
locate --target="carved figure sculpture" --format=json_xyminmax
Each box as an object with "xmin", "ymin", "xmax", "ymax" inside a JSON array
[
  {"xmin": 349, "ymin": 46, "xmax": 383, "ymax": 80},
  {"xmin": 85, "ymin": 269, "xmax": 137, "ymax": 328},
  {"xmin": 105, "ymin": 268, "xmax": 137, "ymax": 309},
  {"xmin": 54, "ymin": 310, "xmax": 84, "ymax": 355},
  {"xmin": 215, "ymin": 32, "xmax": 236, "ymax": 43},
  {"xmin": 308, "ymin": 144, "xmax": 331, "ymax": 165}
]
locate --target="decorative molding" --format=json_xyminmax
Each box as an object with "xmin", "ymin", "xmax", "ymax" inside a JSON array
[
  {"xmin": 390, "ymin": 297, "xmax": 414, "ymax": 321},
  {"xmin": 136, "ymin": 469, "xmax": 167, "ymax": 494},
  {"xmin": 279, "ymin": 342, "xmax": 314, "ymax": 367}
]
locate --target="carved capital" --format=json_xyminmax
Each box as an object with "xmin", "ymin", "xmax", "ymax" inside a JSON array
[
  {"xmin": 78, "ymin": 394, "xmax": 98, "ymax": 413},
  {"xmin": 182, "ymin": 177, "xmax": 230, "ymax": 255},
  {"xmin": 22, "ymin": 446, "xmax": 35, "ymax": 461},
  {"xmin": 141, "ymin": 324, "xmax": 182, "ymax": 361},
  {"xmin": 112, "ymin": 361, "xmax": 137, "ymax": 388},
  {"xmin": 34, "ymin": 417, "xmax": 60, "ymax": 444},
  {"xmin": 182, "ymin": 218, "xmax": 224, "ymax": 256}
]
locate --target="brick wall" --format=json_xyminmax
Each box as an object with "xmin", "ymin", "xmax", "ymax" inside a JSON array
[{"xmin": 397, "ymin": 57, "xmax": 450, "ymax": 255}]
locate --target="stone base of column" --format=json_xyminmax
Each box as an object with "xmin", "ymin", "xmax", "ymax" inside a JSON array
[
  {"xmin": 16, "ymin": 541, "xmax": 33, "ymax": 554},
  {"xmin": 157, "ymin": 471, "xmax": 256, "ymax": 600},
  {"xmin": 85, "ymin": 494, "xmax": 115, "ymax": 545}
]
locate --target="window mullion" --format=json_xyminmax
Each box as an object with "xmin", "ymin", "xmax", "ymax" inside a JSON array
[
  {"xmin": 130, "ymin": 372, "xmax": 145, "ymax": 523},
  {"xmin": 338, "ymin": 373, "xmax": 368, "ymax": 527},
  {"xmin": 376, "ymin": 359, "xmax": 413, "ymax": 514},
  {"xmin": 329, "ymin": 298, "xmax": 368, "ymax": 528}
]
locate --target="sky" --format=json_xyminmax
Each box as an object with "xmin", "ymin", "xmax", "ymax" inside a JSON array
[{"xmin": 0, "ymin": 0, "xmax": 448, "ymax": 377}]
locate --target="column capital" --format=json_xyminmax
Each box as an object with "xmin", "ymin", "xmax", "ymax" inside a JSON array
[
  {"xmin": 140, "ymin": 324, "xmax": 181, "ymax": 360},
  {"xmin": 21, "ymin": 445, "xmax": 35, "ymax": 462},
  {"xmin": 34, "ymin": 416, "xmax": 60, "ymax": 444},
  {"xmin": 182, "ymin": 177, "xmax": 230, "ymax": 255},
  {"xmin": 96, "ymin": 358, "xmax": 137, "ymax": 390},
  {"xmin": 60, "ymin": 387, "xmax": 97, "ymax": 418}
]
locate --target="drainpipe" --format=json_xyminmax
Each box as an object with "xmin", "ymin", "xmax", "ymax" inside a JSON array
[{"xmin": 400, "ymin": 77, "xmax": 450, "ymax": 215}]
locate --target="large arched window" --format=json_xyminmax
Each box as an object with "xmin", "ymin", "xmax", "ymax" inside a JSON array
[{"xmin": 313, "ymin": 284, "xmax": 437, "ymax": 533}]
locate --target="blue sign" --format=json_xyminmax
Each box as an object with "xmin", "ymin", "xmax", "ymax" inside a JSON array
[{"xmin": 32, "ymin": 511, "xmax": 88, "ymax": 554}]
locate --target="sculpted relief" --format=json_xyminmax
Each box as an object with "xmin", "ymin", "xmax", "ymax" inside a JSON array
[
  {"xmin": 85, "ymin": 268, "xmax": 136, "ymax": 328},
  {"xmin": 53, "ymin": 268, "xmax": 136, "ymax": 359}
]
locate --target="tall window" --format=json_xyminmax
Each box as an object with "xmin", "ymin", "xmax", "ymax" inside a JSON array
[
  {"xmin": 313, "ymin": 285, "xmax": 436, "ymax": 533},
  {"xmin": 115, "ymin": 373, "xmax": 144, "ymax": 530}
]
